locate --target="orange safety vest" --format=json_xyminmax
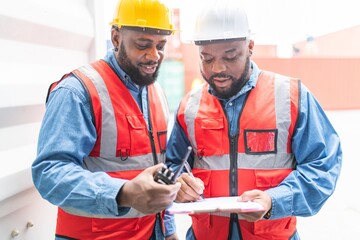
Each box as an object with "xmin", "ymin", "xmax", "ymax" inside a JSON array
[
  {"xmin": 177, "ymin": 71, "xmax": 300, "ymax": 239},
  {"xmin": 48, "ymin": 60, "xmax": 169, "ymax": 240}
]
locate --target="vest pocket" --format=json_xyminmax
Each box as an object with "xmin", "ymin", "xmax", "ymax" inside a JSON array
[
  {"xmin": 244, "ymin": 129, "xmax": 277, "ymax": 154},
  {"xmin": 251, "ymin": 218, "xmax": 294, "ymax": 235},
  {"xmin": 193, "ymin": 169, "xmax": 212, "ymax": 197},
  {"xmin": 191, "ymin": 213, "xmax": 211, "ymax": 229},
  {"xmin": 254, "ymin": 169, "xmax": 292, "ymax": 191},
  {"xmin": 196, "ymin": 118, "xmax": 224, "ymax": 156},
  {"xmin": 125, "ymin": 115, "xmax": 149, "ymax": 153}
]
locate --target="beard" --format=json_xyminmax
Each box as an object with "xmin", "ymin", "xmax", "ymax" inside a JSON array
[
  {"xmin": 117, "ymin": 42, "xmax": 159, "ymax": 87},
  {"xmin": 201, "ymin": 57, "xmax": 250, "ymax": 99}
]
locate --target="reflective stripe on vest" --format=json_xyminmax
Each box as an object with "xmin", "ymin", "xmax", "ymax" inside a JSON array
[
  {"xmin": 53, "ymin": 60, "xmax": 169, "ymax": 239},
  {"xmin": 177, "ymin": 71, "xmax": 300, "ymax": 239}
]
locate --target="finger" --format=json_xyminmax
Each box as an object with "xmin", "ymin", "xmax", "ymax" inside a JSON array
[
  {"xmin": 178, "ymin": 178, "xmax": 199, "ymax": 199},
  {"xmin": 149, "ymin": 163, "xmax": 165, "ymax": 173},
  {"xmin": 176, "ymin": 183, "xmax": 198, "ymax": 202},
  {"xmin": 239, "ymin": 190, "xmax": 261, "ymax": 201},
  {"xmin": 154, "ymin": 181, "xmax": 181, "ymax": 197},
  {"xmin": 167, "ymin": 182, "xmax": 181, "ymax": 196},
  {"xmin": 150, "ymin": 191, "xmax": 178, "ymax": 207},
  {"xmin": 181, "ymin": 174, "xmax": 204, "ymax": 194},
  {"xmin": 195, "ymin": 178, "xmax": 205, "ymax": 190},
  {"xmin": 176, "ymin": 188, "xmax": 188, "ymax": 202},
  {"xmin": 173, "ymin": 181, "xmax": 181, "ymax": 191},
  {"xmin": 175, "ymin": 188, "xmax": 191, "ymax": 202}
]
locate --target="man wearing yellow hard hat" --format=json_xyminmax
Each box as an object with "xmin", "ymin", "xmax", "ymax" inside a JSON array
[{"xmin": 32, "ymin": 0, "xmax": 181, "ymax": 239}]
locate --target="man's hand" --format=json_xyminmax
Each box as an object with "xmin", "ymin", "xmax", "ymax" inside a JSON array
[
  {"xmin": 166, "ymin": 233, "xmax": 179, "ymax": 240},
  {"xmin": 237, "ymin": 190, "xmax": 272, "ymax": 222},
  {"xmin": 175, "ymin": 173, "xmax": 204, "ymax": 202},
  {"xmin": 117, "ymin": 163, "xmax": 181, "ymax": 214}
]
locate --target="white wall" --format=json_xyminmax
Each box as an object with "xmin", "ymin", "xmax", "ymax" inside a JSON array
[{"xmin": 0, "ymin": 0, "xmax": 105, "ymax": 239}]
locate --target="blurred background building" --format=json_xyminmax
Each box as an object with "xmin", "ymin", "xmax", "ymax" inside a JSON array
[{"xmin": 0, "ymin": 0, "xmax": 359, "ymax": 239}]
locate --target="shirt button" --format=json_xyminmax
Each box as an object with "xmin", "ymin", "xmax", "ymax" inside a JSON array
[{"xmin": 229, "ymin": 102, "xmax": 233, "ymax": 106}]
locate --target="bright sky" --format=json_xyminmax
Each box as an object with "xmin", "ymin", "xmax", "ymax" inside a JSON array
[{"xmin": 105, "ymin": 0, "xmax": 360, "ymax": 56}]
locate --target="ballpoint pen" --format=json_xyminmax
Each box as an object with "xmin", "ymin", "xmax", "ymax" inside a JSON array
[{"xmin": 183, "ymin": 159, "xmax": 205, "ymax": 200}]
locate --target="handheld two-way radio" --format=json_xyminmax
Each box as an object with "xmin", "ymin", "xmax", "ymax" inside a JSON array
[{"xmin": 154, "ymin": 146, "xmax": 192, "ymax": 185}]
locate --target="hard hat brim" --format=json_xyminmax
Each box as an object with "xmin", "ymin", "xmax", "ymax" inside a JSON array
[
  {"xmin": 118, "ymin": 25, "xmax": 174, "ymax": 35},
  {"xmin": 194, "ymin": 37, "xmax": 247, "ymax": 46}
]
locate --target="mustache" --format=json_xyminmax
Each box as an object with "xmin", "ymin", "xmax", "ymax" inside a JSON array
[
  {"xmin": 209, "ymin": 73, "xmax": 234, "ymax": 81},
  {"xmin": 139, "ymin": 61, "xmax": 158, "ymax": 66}
]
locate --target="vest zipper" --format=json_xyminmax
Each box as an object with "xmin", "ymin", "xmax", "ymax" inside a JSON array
[
  {"xmin": 220, "ymin": 102, "xmax": 241, "ymax": 239},
  {"xmin": 219, "ymin": 102, "xmax": 240, "ymax": 197},
  {"xmin": 228, "ymin": 90, "xmax": 250, "ymax": 197},
  {"xmin": 229, "ymin": 129, "xmax": 240, "ymax": 239},
  {"xmin": 222, "ymin": 92, "xmax": 250, "ymax": 239},
  {"xmin": 229, "ymin": 133, "xmax": 239, "ymax": 196}
]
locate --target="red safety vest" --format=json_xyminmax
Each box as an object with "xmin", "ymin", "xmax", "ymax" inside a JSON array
[
  {"xmin": 177, "ymin": 71, "xmax": 299, "ymax": 239},
  {"xmin": 48, "ymin": 60, "xmax": 169, "ymax": 240}
]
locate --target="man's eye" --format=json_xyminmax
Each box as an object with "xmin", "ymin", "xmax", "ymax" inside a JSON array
[
  {"xmin": 224, "ymin": 55, "xmax": 240, "ymax": 62},
  {"xmin": 136, "ymin": 44, "xmax": 149, "ymax": 50},
  {"xmin": 202, "ymin": 59, "xmax": 213, "ymax": 64},
  {"xmin": 157, "ymin": 45, "xmax": 165, "ymax": 51},
  {"xmin": 224, "ymin": 57, "xmax": 237, "ymax": 62}
]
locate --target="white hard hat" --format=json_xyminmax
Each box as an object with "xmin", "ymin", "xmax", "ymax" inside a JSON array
[{"xmin": 193, "ymin": 0, "xmax": 251, "ymax": 45}]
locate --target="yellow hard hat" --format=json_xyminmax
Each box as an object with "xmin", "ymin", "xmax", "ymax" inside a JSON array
[{"xmin": 110, "ymin": 0, "xmax": 174, "ymax": 35}]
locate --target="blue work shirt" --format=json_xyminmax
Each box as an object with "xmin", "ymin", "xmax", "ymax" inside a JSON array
[
  {"xmin": 32, "ymin": 50, "xmax": 173, "ymax": 238},
  {"xmin": 166, "ymin": 61, "xmax": 342, "ymax": 240}
]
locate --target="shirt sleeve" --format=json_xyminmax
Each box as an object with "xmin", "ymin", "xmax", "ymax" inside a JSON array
[
  {"xmin": 164, "ymin": 210, "xmax": 177, "ymax": 237},
  {"xmin": 266, "ymin": 83, "xmax": 342, "ymax": 219},
  {"xmin": 166, "ymin": 113, "xmax": 194, "ymax": 170},
  {"xmin": 164, "ymin": 113, "xmax": 192, "ymax": 236},
  {"xmin": 31, "ymin": 76, "xmax": 130, "ymax": 217}
]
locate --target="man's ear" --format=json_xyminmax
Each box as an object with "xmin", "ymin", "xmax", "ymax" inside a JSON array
[
  {"xmin": 248, "ymin": 39, "xmax": 254, "ymax": 56},
  {"xmin": 111, "ymin": 27, "xmax": 121, "ymax": 51}
]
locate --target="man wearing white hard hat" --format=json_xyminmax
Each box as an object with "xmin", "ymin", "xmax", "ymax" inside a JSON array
[{"xmin": 166, "ymin": 0, "xmax": 342, "ymax": 239}]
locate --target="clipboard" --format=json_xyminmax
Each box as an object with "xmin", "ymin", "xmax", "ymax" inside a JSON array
[{"xmin": 167, "ymin": 196, "xmax": 265, "ymax": 214}]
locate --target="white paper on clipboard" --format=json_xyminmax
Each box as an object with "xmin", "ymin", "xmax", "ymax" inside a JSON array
[{"xmin": 167, "ymin": 196, "xmax": 264, "ymax": 214}]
